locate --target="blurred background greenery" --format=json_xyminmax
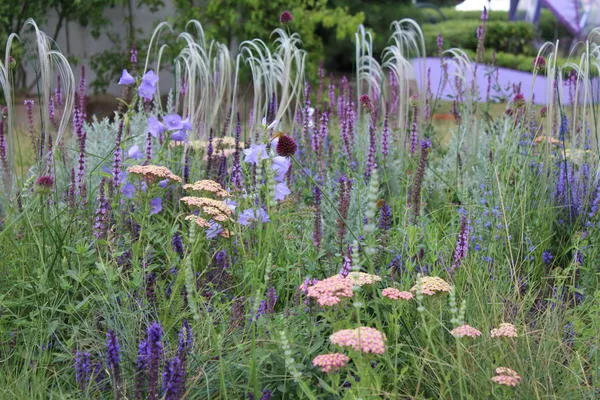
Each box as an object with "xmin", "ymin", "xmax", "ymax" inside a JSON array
[{"xmin": 0, "ymin": 0, "xmax": 574, "ymax": 93}]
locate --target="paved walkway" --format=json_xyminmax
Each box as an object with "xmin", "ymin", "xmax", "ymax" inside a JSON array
[{"xmin": 411, "ymin": 57, "xmax": 600, "ymax": 104}]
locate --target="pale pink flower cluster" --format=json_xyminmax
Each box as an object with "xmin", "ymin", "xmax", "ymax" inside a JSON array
[
  {"xmin": 330, "ymin": 327, "xmax": 386, "ymax": 354},
  {"xmin": 306, "ymin": 275, "xmax": 354, "ymax": 306},
  {"xmin": 183, "ymin": 179, "xmax": 230, "ymax": 198},
  {"xmin": 127, "ymin": 165, "xmax": 182, "ymax": 182},
  {"xmin": 491, "ymin": 367, "xmax": 521, "ymax": 386},
  {"xmin": 381, "ymin": 288, "xmax": 414, "ymax": 300},
  {"xmin": 347, "ymin": 272, "xmax": 382, "ymax": 286},
  {"xmin": 490, "ymin": 323, "xmax": 518, "ymax": 338},
  {"xmin": 311, "ymin": 353, "xmax": 350, "ymax": 373},
  {"xmin": 305, "ymin": 273, "xmax": 381, "ymax": 306},
  {"xmin": 450, "ymin": 324, "xmax": 482, "ymax": 338},
  {"xmin": 410, "ymin": 276, "xmax": 452, "ymax": 295}
]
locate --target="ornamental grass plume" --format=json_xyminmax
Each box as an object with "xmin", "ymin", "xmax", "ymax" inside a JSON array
[
  {"xmin": 182, "ymin": 179, "xmax": 230, "ymax": 197},
  {"xmin": 312, "ymin": 353, "xmax": 350, "ymax": 373},
  {"xmin": 491, "ymin": 367, "xmax": 521, "ymax": 387},
  {"xmin": 450, "ymin": 324, "xmax": 482, "ymax": 338},
  {"xmin": 381, "ymin": 288, "xmax": 413, "ymax": 300},
  {"xmin": 330, "ymin": 327, "xmax": 386, "ymax": 354},
  {"xmin": 127, "ymin": 165, "xmax": 182, "ymax": 183},
  {"xmin": 410, "ymin": 276, "xmax": 452, "ymax": 295},
  {"xmin": 490, "ymin": 323, "xmax": 518, "ymax": 338}
]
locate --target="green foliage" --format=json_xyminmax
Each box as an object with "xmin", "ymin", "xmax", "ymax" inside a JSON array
[
  {"xmin": 419, "ymin": 7, "xmax": 572, "ymax": 43},
  {"xmin": 171, "ymin": 0, "xmax": 364, "ymax": 75},
  {"xmin": 422, "ymin": 20, "xmax": 535, "ymax": 56}
]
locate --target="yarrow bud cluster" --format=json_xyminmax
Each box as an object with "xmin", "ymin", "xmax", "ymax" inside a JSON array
[{"xmin": 491, "ymin": 367, "xmax": 521, "ymax": 387}]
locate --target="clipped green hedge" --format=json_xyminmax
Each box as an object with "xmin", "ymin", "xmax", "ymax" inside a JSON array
[
  {"xmin": 419, "ymin": 7, "xmax": 571, "ymax": 42},
  {"xmin": 422, "ymin": 20, "xmax": 535, "ymax": 56}
]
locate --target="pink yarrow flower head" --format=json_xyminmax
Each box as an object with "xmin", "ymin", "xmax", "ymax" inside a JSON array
[
  {"xmin": 279, "ymin": 10, "xmax": 293, "ymax": 24},
  {"xmin": 330, "ymin": 327, "xmax": 386, "ymax": 354},
  {"xmin": 312, "ymin": 353, "xmax": 350, "ymax": 373},
  {"xmin": 305, "ymin": 273, "xmax": 381, "ymax": 306},
  {"xmin": 491, "ymin": 367, "xmax": 521, "ymax": 387},
  {"xmin": 306, "ymin": 275, "xmax": 354, "ymax": 306},
  {"xmin": 381, "ymin": 288, "xmax": 413, "ymax": 300},
  {"xmin": 450, "ymin": 324, "xmax": 482, "ymax": 338},
  {"xmin": 490, "ymin": 323, "xmax": 518, "ymax": 338}
]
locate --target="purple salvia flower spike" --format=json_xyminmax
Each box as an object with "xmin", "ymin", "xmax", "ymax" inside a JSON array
[
  {"xmin": 74, "ymin": 351, "xmax": 91, "ymax": 391},
  {"xmin": 146, "ymin": 322, "xmax": 164, "ymax": 400},
  {"xmin": 381, "ymin": 113, "xmax": 390, "ymax": 157},
  {"xmin": 365, "ymin": 119, "xmax": 377, "ymax": 180},
  {"xmin": 106, "ymin": 329, "xmax": 121, "ymax": 389}
]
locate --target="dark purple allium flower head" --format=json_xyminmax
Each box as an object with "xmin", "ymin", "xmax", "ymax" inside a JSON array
[
  {"xmin": 359, "ymin": 94, "xmax": 371, "ymax": 111},
  {"xmin": 532, "ymin": 56, "xmax": 546, "ymax": 69},
  {"xmin": 36, "ymin": 175, "xmax": 54, "ymax": 189},
  {"xmin": 279, "ymin": 10, "xmax": 293, "ymax": 24},
  {"xmin": 275, "ymin": 134, "xmax": 297, "ymax": 157},
  {"xmin": 513, "ymin": 93, "xmax": 525, "ymax": 107}
]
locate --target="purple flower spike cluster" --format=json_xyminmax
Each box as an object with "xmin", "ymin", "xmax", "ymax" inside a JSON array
[
  {"xmin": 106, "ymin": 329, "xmax": 121, "ymax": 388},
  {"xmin": 74, "ymin": 351, "xmax": 91, "ymax": 391},
  {"xmin": 450, "ymin": 208, "xmax": 469, "ymax": 273},
  {"xmin": 136, "ymin": 322, "xmax": 164, "ymax": 400}
]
